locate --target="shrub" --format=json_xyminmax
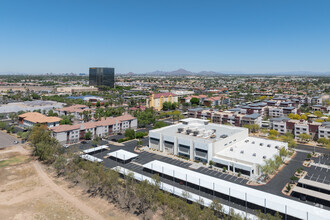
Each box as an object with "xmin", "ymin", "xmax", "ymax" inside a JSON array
[
  {"xmin": 118, "ymin": 137, "xmax": 130, "ymax": 143},
  {"xmin": 135, "ymin": 131, "xmax": 147, "ymax": 139}
]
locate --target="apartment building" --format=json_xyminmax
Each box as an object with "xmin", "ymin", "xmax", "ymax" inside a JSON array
[
  {"xmin": 318, "ymin": 122, "xmax": 330, "ymax": 139},
  {"xmin": 149, "ymin": 118, "xmax": 287, "ymax": 178},
  {"xmin": 18, "ymin": 112, "xmax": 61, "ymax": 128},
  {"xmin": 146, "ymin": 92, "xmax": 178, "ymax": 111},
  {"xmin": 56, "ymin": 104, "xmax": 92, "ymax": 120},
  {"xmin": 50, "ymin": 114, "xmax": 137, "ymax": 144},
  {"xmin": 187, "ymin": 108, "xmax": 263, "ymax": 127},
  {"xmin": 270, "ymin": 118, "xmax": 327, "ymax": 140},
  {"xmin": 267, "ymin": 106, "xmax": 297, "ymax": 118}
]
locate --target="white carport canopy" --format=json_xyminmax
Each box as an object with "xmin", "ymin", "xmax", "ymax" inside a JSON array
[
  {"xmin": 83, "ymin": 145, "xmax": 109, "ymax": 154},
  {"xmin": 143, "ymin": 160, "xmax": 330, "ymax": 220},
  {"xmin": 113, "ymin": 166, "xmax": 258, "ymax": 220},
  {"xmin": 80, "ymin": 154, "xmax": 103, "ymax": 163},
  {"xmin": 107, "ymin": 149, "xmax": 138, "ymax": 161}
]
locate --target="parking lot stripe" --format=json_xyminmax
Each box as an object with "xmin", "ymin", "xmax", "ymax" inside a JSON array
[
  {"xmin": 322, "ymin": 176, "xmax": 326, "ymax": 183},
  {"xmin": 239, "ymin": 178, "xmax": 245, "ymax": 184}
]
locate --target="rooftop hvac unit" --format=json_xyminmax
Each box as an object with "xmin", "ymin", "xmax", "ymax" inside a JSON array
[
  {"xmin": 186, "ymin": 129, "xmax": 192, "ymax": 134},
  {"xmin": 245, "ymin": 139, "xmax": 249, "ymax": 143},
  {"xmin": 275, "ymin": 146, "xmax": 279, "ymax": 149},
  {"xmin": 263, "ymin": 155, "xmax": 267, "ymax": 159},
  {"xmin": 220, "ymin": 134, "xmax": 228, "ymax": 138},
  {"xmin": 177, "ymin": 128, "xmax": 184, "ymax": 133},
  {"xmin": 252, "ymin": 153, "xmax": 256, "ymax": 156},
  {"xmin": 260, "ymin": 143, "xmax": 263, "ymax": 146},
  {"xmin": 230, "ymin": 147, "xmax": 233, "ymax": 151},
  {"xmin": 240, "ymin": 150, "xmax": 244, "ymax": 154},
  {"xmin": 252, "ymin": 141, "xmax": 255, "ymax": 144},
  {"xmin": 212, "ymin": 129, "xmax": 216, "ymax": 134},
  {"xmin": 193, "ymin": 130, "xmax": 199, "ymax": 136},
  {"xmin": 267, "ymin": 144, "xmax": 271, "ymax": 147},
  {"xmin": 210, "ymin": 134, "xmax": 216, "ymax": 138}
]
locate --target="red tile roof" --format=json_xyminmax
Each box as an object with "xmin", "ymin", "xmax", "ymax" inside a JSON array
[
  {"xmin": 19, "ymin": 112, "xmax": 61, "ymax": 124},
  {"xmin": 50, "ymin": 114, "xmax": 136, "ymax": 133},
  {"xmin": 152, "ymin": 92, "xmax": 177, "ymax": 98}
]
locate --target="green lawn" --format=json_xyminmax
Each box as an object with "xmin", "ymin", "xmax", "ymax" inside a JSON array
[{"xmin": 0, "ymin": 155, "xmax": 29, "ymax": 167}]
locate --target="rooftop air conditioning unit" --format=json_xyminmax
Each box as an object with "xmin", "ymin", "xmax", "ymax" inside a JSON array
[
  {"xmin": 186, "ymin": 129, "xmax": 192, "ymax": 134},
  {"xmin": 275, "ymin": 146, "xmax": 279, "ymax": 149},
  {"xmin": 267, "ymin": 144, "xmax": 271, "ymax": 147},
  {"xmin": 220, "ymin": 134, "xmax": 228, "ymax": 138},
  {"xmin": 252, "ymin": 153, "xmax": 256, "ymax": 157},
  {"xmin": 193, "ymin": 130, "xmax": 199, "ymax": 136},
  {"xmin": 240, "ymin": 150, "xmax": 244, "ymax": 154},
  {"xmin": 263, "ymin": 156, "xmax": 267, "ymax": 159},
  {"xmin": 252, "ymin": 141, "xmax": 255, "ymax": 144},
  {"xmin": 245, "ymin": 140, "xmax": 249, "ymax": 143},
  {"xmin": 260, "ymin": 143, "xmax": 263, "ymax": 146},
  {"xmin": 230, "ymin": 147, "xmax": 233, "ymax": 151},
  {"xmin": 210, "ymin": 134, "xmax": 216, "ymax": 138},
  {"xmin": 177, "ymin": 128, "xmax": 184, "ymax": 133}
]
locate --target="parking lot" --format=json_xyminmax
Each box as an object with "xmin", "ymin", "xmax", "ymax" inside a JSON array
[
  {"xmin": 196, "ymin": 166, "xmax": 249, "ymax": 185},
  {"xmin": 74, "ymin": 139, "xmax": 330, "ymax": 214},
  {"xmin": 304, "ymin": 165, "xmax": 330, "ymax": 185}
]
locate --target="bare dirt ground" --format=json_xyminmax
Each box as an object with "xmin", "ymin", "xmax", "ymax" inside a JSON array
[{"xmin": 0, "ymin": 145, "xmax": 138, "ymax": 220}]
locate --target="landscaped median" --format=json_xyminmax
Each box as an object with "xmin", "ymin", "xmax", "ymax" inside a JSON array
[{"xmin": 117, "ymin": 129, "xmax": 148, "ymax": 143}]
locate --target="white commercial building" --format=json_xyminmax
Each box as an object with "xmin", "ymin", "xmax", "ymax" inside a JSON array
[{"xmin": 149, "ymin": 118, "xmax": 287, "ymax": 177}]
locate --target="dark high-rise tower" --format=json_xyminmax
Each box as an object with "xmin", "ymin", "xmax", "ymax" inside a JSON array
[{"xmin": 89, "ymin": 67, "xmax": 115, "ymax": 88}]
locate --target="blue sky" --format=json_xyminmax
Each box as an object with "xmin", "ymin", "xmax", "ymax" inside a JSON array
[{"xmin": 0, "ymin": 0, "xmax": 330, "ymax": 74}]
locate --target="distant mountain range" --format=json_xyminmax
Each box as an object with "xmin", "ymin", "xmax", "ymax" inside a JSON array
[
  {"xmin": 134, "ymin": 69, "xmax": 330, "ymax": 76},
  {"xmin": 144, "ymin": 68, "xmax": 225, "ymax": 76}
]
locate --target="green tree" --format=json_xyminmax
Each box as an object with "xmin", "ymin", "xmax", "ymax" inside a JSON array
[
  {"xmin": 300, "ymin": 114, "xmax": 307, "ymax": 120},
  {"xmin": 28, "ymin": 125, "xmax": 61, "ymax": 163},
  {"xmin": 299, "ymin": 133, "xmax": 311, "ymax": 142},
  {"xmin": 153, "ymin": 121, "xmax": 168, "ymax": 129},
  {"xmin": 314, "ymin": 111, "xmax": 323, "ymax": 118},
  {"xmin": 135, "ymin": 131, "xmax": 147, "ymax": 139},
  {"xmin": 84, "ymin": 131, "xmax": 92, "ymax": 140},
  {"xmin": 0, "ymin": 121, "xmax": 6, "ymax": 130},
  {"xmin": 162, "ymin": 101, "xmax": 172, "ymax": 111},
  {"xmin": 124, "ymin": 128, "xmax": 135, "ymax": 139},
  {"xmin": 269, "ymin": 129, "xmax": 279, "ymax": 136},
  {"xmin": 190, "ymin": 97, "xmax": 200, "ymax": 105}
]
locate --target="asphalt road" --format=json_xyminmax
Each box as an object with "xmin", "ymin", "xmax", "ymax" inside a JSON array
[
  {"xmin": 296, "ymin": 144, "xmax": 330, "ymax": 155},
  {"xmin": 0, "ymin": 131, "xmax": 18, "ymax": 148}
]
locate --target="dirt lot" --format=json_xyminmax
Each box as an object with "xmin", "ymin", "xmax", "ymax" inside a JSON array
[{"xmin": 0, "ymin": 145, "xmax": 138, "ymax": 220}]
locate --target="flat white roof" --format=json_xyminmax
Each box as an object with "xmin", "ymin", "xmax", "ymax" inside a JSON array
[
  {"xmin": 107, "ymin": 149, "xmax": 138, "ymax": 161},
  {"xmin": 293, "ymin": 186, "xmax": 330, "ymax": 201},
  {"xmin": 83, "ymin": 145, "xmax": 109, "ymax": 154},
  {"xmin": 143, "ymin": 160, "xmax": 329, "ymax": 220},
  {"xmin": 80, "ymin": 154, "xmax": 103, "ymax": 163},
  {"xmin": 299, "ymin": 178, "xmax": 330, "ymax": 191},
  {"xmin": 150, "ymin": 118, "xmax": 246, "ymax": 143},
  {"xmin": 215, "ymin": 137, "xmax": 286, "ymax": 165}
]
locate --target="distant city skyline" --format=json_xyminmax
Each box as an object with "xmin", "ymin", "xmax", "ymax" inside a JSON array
[{"xmin": 1, "ymin": 0, "xmax": 330, "ymax": 74}]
